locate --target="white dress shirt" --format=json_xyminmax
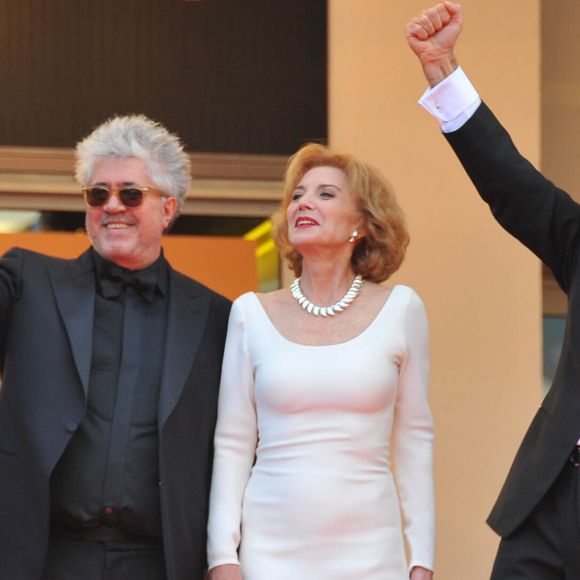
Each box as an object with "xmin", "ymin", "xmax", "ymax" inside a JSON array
[{"xmin": 418, "ymin": 66, "xmax": 481, "ymax": 133}]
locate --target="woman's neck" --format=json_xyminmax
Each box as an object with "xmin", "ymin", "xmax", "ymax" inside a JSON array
[{"xmin": 298, "ymin": 258, "xmax": 358, "ymax": 306}]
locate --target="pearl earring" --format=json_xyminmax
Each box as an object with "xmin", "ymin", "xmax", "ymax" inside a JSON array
[{"xmin": 348, "ymin": 230, "xmax": 359, "ymax": 243}]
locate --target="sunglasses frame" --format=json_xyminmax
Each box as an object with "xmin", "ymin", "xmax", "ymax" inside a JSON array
[{"xmin": 82, "ymin": 185, "xmax": 167, "ymax": 208}]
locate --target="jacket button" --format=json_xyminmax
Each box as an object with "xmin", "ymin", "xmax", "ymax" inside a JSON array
[{"xmin": 66, "ymin": 421, "xmax": 78, "ymax": 433}]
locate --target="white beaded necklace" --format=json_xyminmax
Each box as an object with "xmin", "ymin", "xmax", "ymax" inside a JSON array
[{"xmin": 289, "ymin": 275, "xmax": 364, "ymax": 317}]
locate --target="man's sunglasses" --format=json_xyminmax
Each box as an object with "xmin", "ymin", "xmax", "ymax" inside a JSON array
[{"xmin": 82, "ymin": 186, "xmax": 167, "ymax": 208}]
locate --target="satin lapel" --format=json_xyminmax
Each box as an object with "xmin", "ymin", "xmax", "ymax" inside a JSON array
[
  {"xmin": 159, "ymin": 272, "xmax": 209, "ymax": 428},
  {"xmin": 49, "ymin": 249, "xmax": 95, "ymax": 396}
]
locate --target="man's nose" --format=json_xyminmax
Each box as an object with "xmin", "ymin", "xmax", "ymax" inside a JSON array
[{"xmin": 102, "ymin": 192, "xmax": 126, "ymax": 212}]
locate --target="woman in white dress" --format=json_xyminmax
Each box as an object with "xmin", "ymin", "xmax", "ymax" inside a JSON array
[{"xmin": 207, "ymin": 143, "xmax": 434, "ymax": 580}]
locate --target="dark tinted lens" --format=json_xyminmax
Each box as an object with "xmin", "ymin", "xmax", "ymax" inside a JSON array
[
  {"xmin": 119, "ymin": 188, "xmax": 144, "ymax": 207},
  {"xmin": 86, "ymin": 187, "xmax": 110, "ymax": 207}
]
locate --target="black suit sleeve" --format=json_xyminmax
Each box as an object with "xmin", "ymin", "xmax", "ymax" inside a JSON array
[
  {"xmin": 444, "ymin": 102, "xmax": 580, "ymax": 293},
  {"xmin": 0, "ymin": 247, "xmax": 23, "ymax": 322},
  {"xmin": 0, "ymin": 248, "xmax": 24, "ymax": 368}
]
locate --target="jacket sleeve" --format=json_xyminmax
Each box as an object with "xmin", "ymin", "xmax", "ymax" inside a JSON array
[
  {"xmin": 0, "ymin": 248, "xmax": 23, "ymax": 347},
  {"xmin": 391, "ymin": 289, "xmax": 434, "ymax": 572},
  {"xmin": 445, "ymin": 102, "xmax": 580, "ymax": 293},
  {"xmin": 206, "ymin": 297, "xmax": 257, "ymax": 570}
]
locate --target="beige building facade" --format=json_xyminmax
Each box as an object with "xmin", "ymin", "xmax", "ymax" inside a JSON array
[{"xmin": 328, "ymin": 0, "xmax": 579, "ymax": 577}]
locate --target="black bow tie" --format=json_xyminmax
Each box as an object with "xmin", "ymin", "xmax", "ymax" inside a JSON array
[{"xmin": 98, "ymin": 262, "xmax": 158, "ymax": 303}]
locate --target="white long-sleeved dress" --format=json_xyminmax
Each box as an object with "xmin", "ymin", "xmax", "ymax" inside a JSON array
[{"xmin": 207, "ymin": 285, "xmax": 434, "ymax": 578}]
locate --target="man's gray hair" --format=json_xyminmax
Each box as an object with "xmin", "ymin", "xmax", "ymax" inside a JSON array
[{"xmin": 75, "ymin": 114, "xmax": 191, "ymax": 212}]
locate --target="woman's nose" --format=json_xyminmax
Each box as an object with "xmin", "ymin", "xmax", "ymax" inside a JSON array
[{"xmin": 297, "ymin": 193, "xmax": 314, "ymax": 209}]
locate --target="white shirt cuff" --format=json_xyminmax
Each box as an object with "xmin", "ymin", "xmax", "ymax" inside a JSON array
[{"xmin": 418, "ymin": 67, "xmax": 481, "ymax": 133}]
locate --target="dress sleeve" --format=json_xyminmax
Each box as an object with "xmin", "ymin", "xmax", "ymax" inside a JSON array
[
  {"xmin": 207, "ymin": 296, "xmax": 258, "ymax": 569},
  {"xmin": 391, "ymin": 289, "xmax": 435, "ymax": 572}
]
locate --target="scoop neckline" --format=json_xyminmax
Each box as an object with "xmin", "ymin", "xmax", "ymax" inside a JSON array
[{"xmin": 246, "ymin": 285, "xmax": 401, "ymax": 348}]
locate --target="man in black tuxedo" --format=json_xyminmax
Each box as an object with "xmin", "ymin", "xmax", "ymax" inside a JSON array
[
  {"xmin": 407, "ymin": 2, "xmax": 580, "ymax": 578},
  {"xmin": 0, "ymin": 114, "xmax": 231, "ymax": 580}
]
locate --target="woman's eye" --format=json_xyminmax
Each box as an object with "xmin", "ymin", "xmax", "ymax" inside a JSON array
[
  {"xmin": 320, "ymin": 191, "xmax": 334, "ymax": 199},
  {"xmin": 291, "ymin": 192, "xmax": 302, "ymax": 201}
]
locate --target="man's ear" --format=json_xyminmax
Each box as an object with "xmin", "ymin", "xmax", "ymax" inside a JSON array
[{"xmin": 162, "ymin": 196, "xmax": 179, "ymax": 230}]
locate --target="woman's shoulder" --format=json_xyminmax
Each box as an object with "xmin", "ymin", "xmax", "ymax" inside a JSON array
[
  {"xmin": 254, "ymin": 288, "xmax": 289, "ymax": 306},
  {"xmin": 228, "ymin": 292, "xmax": 259, "ymax": 322},
  {"xmin": 390, "ymin": 285, "xmax": 428, "ymax": 325},
  {"xmin": 368, "ymin": 284, "xmax": 427, "ymax": 321},
  {"xmin": 383, "ymin": 283, "xmax": 424, "ymax": 303},
  {"xmin": 232, "ymin": 289, "xmax": 292, "ymax": 319},
  {"xmin": 233, "ymin": 291, "xmax": 257, "ymax": 306},
  {"xmin": 363, "ymin": 281, "xmax": 419, "ymax": 302}
]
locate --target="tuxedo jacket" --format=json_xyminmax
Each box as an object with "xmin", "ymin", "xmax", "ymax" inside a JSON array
[
  {"xmin": 445, "ymin": 102, "xmax": 580, "ymax": 537},
  {"xmin": 0, "ymin": 247, "xmax": 231, "ymax": 579}
]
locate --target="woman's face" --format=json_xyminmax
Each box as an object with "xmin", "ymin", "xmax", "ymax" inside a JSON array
[{"xmin": 286, "ymin": 165, "xmax": 361, "ymax": 252}]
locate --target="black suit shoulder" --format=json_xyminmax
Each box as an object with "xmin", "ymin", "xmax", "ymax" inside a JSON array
[
  {"xmin": 170, "ymin": 268, "xmax": 232, "ymax": 307},
  {"xmin": 1, "ymin": 246, "xmax": 92, "ymax": 277},
  {"xmin": 0, "ymin": 246, "xmax": 93, "ymax": 300},
  {"xmin": 2, "ymin": 246, "xmax": 88, "ymax": 266}
]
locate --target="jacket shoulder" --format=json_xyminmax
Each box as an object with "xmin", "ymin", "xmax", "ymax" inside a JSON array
[
  {"xmin": 170, "ymin": 268, "xmax": 232, "ymax": 310},
  {"xmin": 2, "ymin": 246, "xmax": 89, "ymax": 266}
]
